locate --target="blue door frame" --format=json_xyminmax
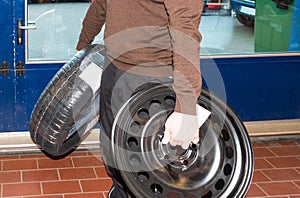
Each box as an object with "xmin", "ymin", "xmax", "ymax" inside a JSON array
[{"xmin": 0, "ymin": 0, "xmax": 299, "ymax": 133}]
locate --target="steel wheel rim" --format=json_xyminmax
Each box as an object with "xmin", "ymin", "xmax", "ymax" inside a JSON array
[{"xmin": 112, "ymin": 84, "xmax": 253, "ymax": 197}]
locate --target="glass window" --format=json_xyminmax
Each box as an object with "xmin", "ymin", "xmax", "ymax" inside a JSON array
[
  {"xmin": 26, "ymin": 0, "xmax": 300, "ymax": 62},
  {"xmin": 200, "ymin": 0, "xmax": 300, "ymax": 56},
  {"xmin": 27, "ymin": 0, "xmax": 104, "ymax": 61}
]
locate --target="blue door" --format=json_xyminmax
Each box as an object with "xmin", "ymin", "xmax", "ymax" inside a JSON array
[
  {"xmin": 0, "ymin": 0, "xmax": 102, "ymax": 132},
  {"xmin": 0, "ymin": 0, "xmax": 14, "ymax": 131}
]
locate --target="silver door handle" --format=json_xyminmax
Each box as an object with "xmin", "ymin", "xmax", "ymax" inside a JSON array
[
  {"xmin": 18, "ymin": 19, "xmax": 36, "ymax": 30},
  {"xmin": 17, "ymin": 19, "xmax": 36, "ymax": 45},
  {"xmin": 18, "ymin": 25, "xmax": 37, "ymax": 30}
]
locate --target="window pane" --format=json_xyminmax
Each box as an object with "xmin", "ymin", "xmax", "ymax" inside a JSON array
[
  {"xmin": 200, "ymin": 0, "xmax": 300, "ymax": 56},
  {"xmin": 27, "ymin": 0, "xmax": 104, "ymax": 61},
  {"xmin": 200, "ymin": 15, "xmax": 254, "ymax": 55},
  {"xmin": 27, "ymin": 0, "xmax": 300, "ymax": 60}
]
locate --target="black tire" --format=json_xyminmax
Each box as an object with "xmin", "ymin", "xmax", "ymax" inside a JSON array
[
  {"xmin": 30, "ymin": 44, "xmax": 105, "ymax": 158},
  {"xmin": 112, "ymin": 84, "xmax": 253, "ymax": 197},
  {"xmin": 236, "ymin": 13, "xmax": 254, "ymax": 27}
]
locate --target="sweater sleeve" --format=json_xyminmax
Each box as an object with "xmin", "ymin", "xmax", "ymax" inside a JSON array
[
  {"xmin": 163, "ymin": 0, "xmax": 203, "ymax": 115},
  {"xmin": 76, "ymin": 0, "xmax": 107, "ymax": 50}
]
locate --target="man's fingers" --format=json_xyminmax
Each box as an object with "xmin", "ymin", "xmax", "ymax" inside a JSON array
[
  {"xmin": 192, "ymin": 136, "xmax": 200, "ymax": 144},
  {"xmin": 181, "ymin": 142, "xmax": 190, "ymax": 150},
  {"xmin": 162, "ymin": 130, "xmax": 171, "ymax": 144},
  {"xmin": 170, "ymin": 141, "xmax": 177, "ymax": 147}
]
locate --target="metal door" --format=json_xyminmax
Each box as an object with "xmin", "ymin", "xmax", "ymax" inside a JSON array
[
  {"xmin": 0, "ymin": 0, "xmax": 102, "ymax": 132},
  {"xmin": 0, "ymin": 1, "xmax": 14, "ymax": 131}
]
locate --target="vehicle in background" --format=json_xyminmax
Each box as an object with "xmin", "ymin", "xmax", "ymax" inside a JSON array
[{"xmin": 231, "ymin": 0, "xmax": 255, "ymax": 26}]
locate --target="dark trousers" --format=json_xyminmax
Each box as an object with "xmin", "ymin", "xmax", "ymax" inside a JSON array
[{"xmin": 99, "ymin": 61, "xmax": 171, "ymax": 197}]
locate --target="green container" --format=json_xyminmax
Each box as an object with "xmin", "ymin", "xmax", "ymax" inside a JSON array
[{"xmin": 254, "ymin": 0, "xmax": 295, "ymax": 52}]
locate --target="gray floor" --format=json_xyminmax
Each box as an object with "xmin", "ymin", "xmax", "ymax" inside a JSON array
[{"xmin": 200, "ymin": 15, "xmax": 254, "ymax": 56}]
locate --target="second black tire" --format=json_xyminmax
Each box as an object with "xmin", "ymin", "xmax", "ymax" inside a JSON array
[{"xmin": 29, "ymin": 44, "xmax": 105, "ymax": 157}]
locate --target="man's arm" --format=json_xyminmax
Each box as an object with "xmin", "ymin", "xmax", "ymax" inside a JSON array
[
  {"xmin": 164, "ymin": 0, "xmax": 203, "ymax": 115},
  {"xmin": 162, "ymin": 0, "xmax": 203, "ymax": 149},
  {"xmin": 76, "ymin": 0, "xmax": 107, "ymax": 51}
]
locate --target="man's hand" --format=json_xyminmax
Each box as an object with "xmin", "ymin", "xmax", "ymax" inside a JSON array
[{"xmin": 162, "ymin": 112, "xmax": 200, "ymax": 149}]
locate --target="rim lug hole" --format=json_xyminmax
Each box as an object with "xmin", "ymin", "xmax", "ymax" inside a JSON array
[
  {"xmin": 164, "ymin": 154, "xmax": 169, "ymax": 160},
  {"xmin": 190, "ymin": 143, "xmax": 199, "ymax": 150},
  {"xmin": 183, "ymin": 159, "xmax": 188, "ymax": 165}
]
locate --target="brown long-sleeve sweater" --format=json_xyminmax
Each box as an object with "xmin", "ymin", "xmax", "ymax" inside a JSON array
[{"xmin": 77, "ymin": 0, "xmax": 203, "ymax": 115}]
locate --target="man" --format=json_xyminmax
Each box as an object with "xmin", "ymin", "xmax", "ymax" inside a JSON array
[{"xmin": 76, "ymin": 0, "xmax": 203, "ymax": 197}]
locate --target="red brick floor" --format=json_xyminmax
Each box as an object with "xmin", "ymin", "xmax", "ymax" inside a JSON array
[{"xmin": 0, "ymin": 140, "xmax": 299, "ymax": 198}]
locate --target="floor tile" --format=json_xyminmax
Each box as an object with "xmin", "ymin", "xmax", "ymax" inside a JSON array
[
  {"xmin": 68, "ymin": 151, "xmax": 90, "ymax": 157},
  {"xmin": 72, "ymin": 156, "xmax": 104, "ymax": 167},
  {"xmin": 103, "ymin": 191, "xmax": 109, "ymax": 197},
  {"xmin": 254, "ymin": 158, "xmax": 274, "ymax": 169},
  {"xmin": 80, "ymin": 178, "xmax": 113, "ymax": 192},
  {"xmin": 64, "ymin": 192, "xmax": 105, "ymax": 198},
  {"xmin": 2, "ymin": 159, "xmax": 37, "ymax": 171},
  {"xmin": 246, "ymin": 184, "xmax": 267, "ymax": 197},
  {"xmin": 38, "ymin": 158, "xmax": 73, "ymax": 169},
  {"xmin": 2, "ymin": 182, "xmax": 41, "ymax": 197},
  {"xmin": 59, "ymin": 167, "xmax": 97, "ymax": 180},
  {"xmin": 253, "ymin": 147, "xmax": 277, "ymax": 158},
  {"xmin": 42, "ymin": 180, "xmax": 81, "ymax": 194},
  {"xmin": 261, "ymin": 168, "xmax": 300, "ymax": 181},
  {"xmin": 23, "ymin": 169, "xmax": 59, "ymax": 182},
  {"xmin": 259, "ymin": 181, "xmax": 300, "ymax": 196},
  {"xmin": 252, "ymin": 142, "xmax": 276, "ymax": 148},
  {"xmin": 87, "ymin": 151, "xmax": 102, "ymax": 156},
  {"xmin": 269, "ymin": 145, "xmax": 300, "ymax": 157},
  {"xmin": 94, "ymin": 166, "xmax": 110, "ymax": 178},
  {"xmin": 294, "ymin": 181, "xmax": 300, "ymax": 188},
  {"xmin": 251, "ymin": 170, "xmax": 270, "ymax": 182},
  {"xmin": 290, "ymin": 196, "xmax": 300, "ymax": 198},
  {"xmin": 277, "ymin": 141, "xmax": 299, "ymax": 146},
  {"xmin": 0, "ymin": 171, "xmax": 21, "ymax": 183},
  {"xmin": 266, "ymin": 156, "xmax": 300, "ymax": 168},
  {"xmin": 20, "ymin": 154, "xmax": 48, "ymax": 159},
  {"xmin": 26, "ymin": 196, "xmax": 63, "ymax": 198},
  {"xmin": 0, "ymin": 155, "xmax": 20, "ymax": 160}
]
